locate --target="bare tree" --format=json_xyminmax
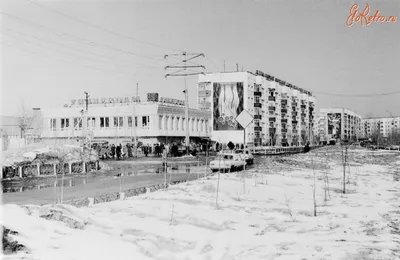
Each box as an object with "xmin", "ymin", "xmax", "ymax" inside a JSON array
[
  {"xmin": 284, "ymin": 193, "xmax": 297, "ymax": 222},
  {"xmin": 17, "ymin": 105, "xmax": 33, "ymax": 138},
  {"xmin": 311, "ymin": 157, "xmax": 317, "ymax": 217}
]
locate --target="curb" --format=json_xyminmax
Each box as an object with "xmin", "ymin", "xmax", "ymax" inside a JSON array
[{"xmin": 62, "ymin": 179, "xmax": 190, "ymax": 208}]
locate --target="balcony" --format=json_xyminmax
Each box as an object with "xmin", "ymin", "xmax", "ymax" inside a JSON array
[
  {"xmin": 281, "ymin": 109, "xmax": 288, "ymax": 114},
  {"xmin": 282, "ymin": 128, "xmax": 288, "ymax": 133},
  {"xmin": 269, "ymin": 127, "xmax": 276, "ymax": 132},
  {"xmin": 281, "ymin": 119, "xmax": 288, "ymax": 123},
  {"xmin": 254, "ymin": 126, "xmax": 262, "ymax": 131},
  {"xmin": 254, "ymin": 102, "xmax": 262, "ymax": 108},
  {"xmin": 301, "ymin": 104, "xmax": 306, "ymax": 109},
  {"xmin": 254, "ymin": 114, "xmax": 262, "ymax": 120},
  {"xmin": 269, "ymin": 118, "xmax": 276, "ymax": 122},
  {"xmin": 292, "ymin": 120, "xmax": 298, "ymax": 124},
  {"xmin": 268, "ymin": 96, "xmax": 276, "ymax": 102},
  {"xmin": 268, "ymin": 106, "xmax": 276, "ymax": 111},
  {"xmin": 254, "ymin": 91, "xmax": 262, "ymax": 96}
]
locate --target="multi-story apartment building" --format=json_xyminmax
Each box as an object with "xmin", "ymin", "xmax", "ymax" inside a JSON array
[
  {"xmin": 198, "ymin": 71, "xmax": 316, "ymax": 146},
  {"xmin": 35, "ymin": 93, "xmax": 211, "ymax": 145},
  {"xmin": 318, "ymin": 108, "xmax": 362, "ymax": 143},
  {"xmin": 362, "ymin": 116, "xmax": 400, "ymax": 138}
]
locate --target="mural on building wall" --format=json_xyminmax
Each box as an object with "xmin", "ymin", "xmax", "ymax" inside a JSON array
[
  {"xmin": 327, "ymin": 113, "xmax": 342, "ymax": 139},
  {"xmin": 213, "ymin": 82, "xmax": 244, "ymax": 130}
]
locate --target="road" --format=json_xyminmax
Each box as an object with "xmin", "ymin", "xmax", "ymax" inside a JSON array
[{"xmin": 1, "ymin": 170, "xmax": 203, "ymax": 206}]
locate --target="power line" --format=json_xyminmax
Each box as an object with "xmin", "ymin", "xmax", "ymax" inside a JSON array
[
  {"xmin": 313, "ymin": 90, "xmax": 400, "ymax": 97},
  {"xmin": 2, "ymin": 28, "xmax": 161, "ymax": 70},
  {"xmin": 25, "ymin": 0, "xmax": 182, "ymax": 52},
  {"xmin": 1, "ymin": 40, "xmax": 135, "ymax": 77},
  {"xmin": 1, "ymin": 12, "xmax": 165, "ymax": 63}
]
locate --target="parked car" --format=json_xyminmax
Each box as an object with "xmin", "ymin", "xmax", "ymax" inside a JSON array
[
  {"xmin": 234, "ymin": 149, "xmax": 254, "ymax": 165},
  {"xmin": 209, "ymin": 153, "xmax": 245, "ymax": 172}
]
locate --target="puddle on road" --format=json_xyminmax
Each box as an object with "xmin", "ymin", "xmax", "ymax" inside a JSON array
[{"xmin": 1, "ymin": 163, "xmax": 204, "ymax": 194}]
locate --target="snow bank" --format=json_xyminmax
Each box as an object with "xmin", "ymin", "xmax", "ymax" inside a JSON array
[
  {"xmin": 2, "ymin": 144, "xmax": 98, "ymax": 167},
  {"xmin": 1, "ymin": 148, "xmax": 399, "ymax": 260}
]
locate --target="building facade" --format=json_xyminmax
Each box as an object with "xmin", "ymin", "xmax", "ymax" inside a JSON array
[
  {"xmin": 362, "ymin": 116, "xmax": 400, "ymax": 138},
  {"xmin": 318, "ymin": 108, "xmax": 362, "ymax": 143},
  {"xmin": 198, "ymin": 71, "xmax": 316, "ymax": 146},
  {"xmin": 37, "ymin": 94, "xmax": 211, "ymax": 145}
]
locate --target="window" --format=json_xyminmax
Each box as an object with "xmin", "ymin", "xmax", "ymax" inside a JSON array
[
  {"xmin": 191, "ymin": 118, "xmax": 195, "ymax": 132},
  {"xmin": 159, "ymin": 116, "xmax": 163, "ymax": 130},
  {"xmin": 113, "ymin": 117, "xmax": 123, "ymax": 128},
  {"xmin": 200, "ymin": 120, "xmax": 203, "ymax": 132},
  {"xmin": 73, "ymin": 118, "xmax": 82, "ymax": 130},
  {"xmin": 164, "ymin": 116, "xmax": 168, "ymax": 130},
  {"xmin": 50, "ymin": 118, "xmax": 56, "ymax": 131},
  {"xmin": 182, "ymin": 118, "xmax": 185, "ymax": 131},
  {"xmin": 87, "ymin": 117, "xmax": 95, "ymax": 129},
  {"xmin": 100, "ymin": 117, "xmax": 109, "ymax": 128},
  {"xmin": 61, "ymin": 118, "xmax": 69, "ymax": 131},
  {"xmin": 255, "ymin": 96, "xmax": 260, "ymax": 103},
  {"xmin": 175, "ymin": 117, "xmax": 179, "ymax": 130},
  {"xmin": 254, "ymin": 119, "xmax": 260, "ymax": 127},
  {"xmin": 142, "ymin": 116, "xmax": 149, "ymax": 128},
  {"xmin": 128, "ymin": 117, "xmax": 133, "ymax": 127}
]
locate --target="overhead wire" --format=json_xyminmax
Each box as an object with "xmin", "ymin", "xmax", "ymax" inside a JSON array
[
  {"xmin": 1, "ymin": 12, "xmax": 165, "ymax": 63},
  {"xmin": 1, "ymin": 40, "xmax": 136, "ymax": 78},
  {"xmin": 25, "ymin": 0, "xmax": 182, "ymax": 53},
  {"xmin": 2, "ymin": 28, "xmax": 161, "ymax": 70}
]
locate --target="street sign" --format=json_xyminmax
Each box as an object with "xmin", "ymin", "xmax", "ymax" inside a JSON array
[{"xmin": 236, "ymin": 109, "xmax": 253, "ymax": 129}]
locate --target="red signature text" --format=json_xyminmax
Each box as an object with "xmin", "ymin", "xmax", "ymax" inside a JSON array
[{"xmin": 346, "ymin": 4, "xmax": 397, "ymax": 27}]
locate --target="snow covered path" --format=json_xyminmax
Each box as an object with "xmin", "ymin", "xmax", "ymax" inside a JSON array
[{"xmin": 1, "ymin": 148, "xmax": 399, "ymax": 260}]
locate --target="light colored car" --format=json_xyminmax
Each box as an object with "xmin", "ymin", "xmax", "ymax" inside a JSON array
[
  {"xmin": 234, "ymin": 149, "xmax": 254, "ymax": 165},
  {"xmin": 209, "ymin": 153, "xmax": 246, "ymax": 172}
]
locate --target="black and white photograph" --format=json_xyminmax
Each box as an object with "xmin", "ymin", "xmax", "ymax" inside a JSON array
[{"xmin": 1, "ymin": 0, "xmax": 399, "ymax": 259}]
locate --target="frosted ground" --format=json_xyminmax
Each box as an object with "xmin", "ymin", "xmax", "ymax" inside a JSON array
[{"xmin": 1, "ymin": 147, "xmax": 399, "ymax": 260}]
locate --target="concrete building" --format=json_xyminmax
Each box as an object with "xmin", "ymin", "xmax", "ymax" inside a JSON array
[
  {"xmin": 37, "ymin": 94, "xmax": 211, "ymax": 145},
  {"xmin": 317, "ymin": 108, "xmax": 362, "ymax": 143},
  {"xmin": 198, "ymin": 70, "xmax": 316, "ymax": 146},
  {"xmin": 362, "ymin": 116, "xmax": 400, "ymax": 138}
]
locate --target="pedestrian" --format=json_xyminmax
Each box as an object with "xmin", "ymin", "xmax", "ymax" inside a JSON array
[
  {"xmin": 144, "ymin": 145, "xmax": 148, "ymax": 157},
  {"xmin": 116, "ymin": 144, "xmax": 121, "ymax": 160},
  {"xmin": 111, "ymin": 144, "xmax": 116, "ymax": 160},
  {"xmin": 127, "ymin": 144, "xmax": 132, "ymax": 157}
]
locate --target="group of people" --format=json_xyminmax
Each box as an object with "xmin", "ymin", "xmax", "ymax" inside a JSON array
[
  {"xmin": 93, "ymin": 141, "xmax": 216, "ymax": 160},
  {"xmin": 94, "ymin": 143, "xmax": 137, "ymax": 160}
]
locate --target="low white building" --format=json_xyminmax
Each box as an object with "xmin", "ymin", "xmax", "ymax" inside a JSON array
[{"xmin": 37, "ymin": 95, "xmax": 211, "ymax": 146}]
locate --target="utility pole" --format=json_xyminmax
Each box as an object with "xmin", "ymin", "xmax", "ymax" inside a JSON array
[
  {"xmin": 131, "ymin": 83, "xmax": 138, "ymax": 155},
  {"xmin": 84, "ymin": 92, "xmax": 90, "ymax": 112},
  {"xmin": 82, "ymin": 92, "xmax": 90, "ymax": 148},
  {"xmin": 164, "ymin": 52, "xmax": 206, "ymax": 155}
]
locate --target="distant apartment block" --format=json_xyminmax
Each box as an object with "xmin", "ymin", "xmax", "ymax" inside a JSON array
[
  {"xmin": 317, "ymin": 108, "xmax": 362, "ymax": 143},
  {"xmin": 362, "ymin": 116, "xmax": 400, "ymax": 138},
  {"xmin": 198, "ymin": 70, "xmax": 316, "ymax": 146}
]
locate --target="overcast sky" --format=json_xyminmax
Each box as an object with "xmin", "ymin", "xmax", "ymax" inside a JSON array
[{"xmin": 1, "ymin": 0, "xmax": 399, "ymax": 117}]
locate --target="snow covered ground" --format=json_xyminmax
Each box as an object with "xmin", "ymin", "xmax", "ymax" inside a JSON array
[{"xmin": 1, "ymin": 147, "xmax": 399, "ymax": 260}]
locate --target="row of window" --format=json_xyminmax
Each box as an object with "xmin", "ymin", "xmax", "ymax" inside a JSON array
[
  {"xmin": 158, "ymin": 116, "xmax": 208, "ymax": 132},
  {"xmin": 49, "ymin": 116, "xmax": 149, "ymax": 131}
]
